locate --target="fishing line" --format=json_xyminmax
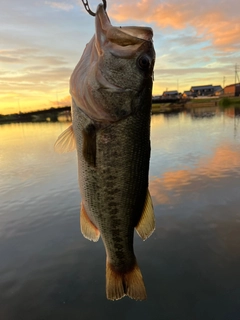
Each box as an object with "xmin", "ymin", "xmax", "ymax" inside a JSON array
[{"xmin": 81, "ymin": 0, "xmax": 107, "ymax": 16}]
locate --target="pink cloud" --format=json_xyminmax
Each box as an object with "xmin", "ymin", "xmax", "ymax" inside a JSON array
[
  {"xmin": 109, "ymin": 0, "xmax": 240, "ymax": 51},
  {"xmin": 45, "ymin": 1, "xmax": 73, "ymax": 11}
]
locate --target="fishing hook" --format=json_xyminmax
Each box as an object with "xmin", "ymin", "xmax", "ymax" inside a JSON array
[{"xmin": 81, "ymin": 0, "xmax": 107, "ymax": 16}]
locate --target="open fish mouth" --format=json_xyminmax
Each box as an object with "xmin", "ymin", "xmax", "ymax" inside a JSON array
[
  {"xmin": 115, "ymin": 26, "xmax": 153, "ymax": 42},
  {"xmin": 96, "ymin": 4, "xmax": 153, "ymax": 48}
]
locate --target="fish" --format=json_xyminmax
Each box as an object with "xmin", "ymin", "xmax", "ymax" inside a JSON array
[{"xmin": 55, "ymin": 3, "xmax": 155, "ymax": 300}]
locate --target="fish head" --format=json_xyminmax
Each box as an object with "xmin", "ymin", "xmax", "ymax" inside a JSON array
[{"xmin": 70, "ymin": 4, "xmax": 155, "ymax": 123}]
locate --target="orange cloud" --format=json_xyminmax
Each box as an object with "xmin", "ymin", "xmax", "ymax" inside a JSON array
[
  {"xmin": 109, "ymin": 0, "xmax": 240, "ymax": 51},
  {"xmin": 50, "ymin": 95, "xmax": 71, "ymax": 107}
]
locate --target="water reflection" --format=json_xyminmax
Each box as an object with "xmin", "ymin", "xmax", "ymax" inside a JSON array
[
  {"xmin": 1, "ymin": 109, "xmax": 240, "ymax": 319},
  {"xmin": 150, "ymin": 144, "xmax": 240, "ymax": 205}
]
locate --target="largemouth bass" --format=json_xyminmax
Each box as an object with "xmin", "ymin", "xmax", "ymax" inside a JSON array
[{"xmin": 55, "ymin": 3, "xmax": 155, "ymax": 301}]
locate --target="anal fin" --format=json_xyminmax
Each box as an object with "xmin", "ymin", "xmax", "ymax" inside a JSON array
[
  {"xmin": 80, "ymin": 203, "xmax": 100, "ymax": 242},
  {"xmin": 135, "ymin": 189, "xmax": 155, "ymax": 240}
]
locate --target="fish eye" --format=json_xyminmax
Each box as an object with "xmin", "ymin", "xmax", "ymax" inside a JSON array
[{"xmin": 137, "ymin": 54, "xmax": 150, "ymax": 69}]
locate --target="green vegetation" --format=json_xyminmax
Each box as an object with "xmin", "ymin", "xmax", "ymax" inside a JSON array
[
  {"xmin": 186, "ymin": 96, "xmax": 240, "ymax": 108},
  {"xmin": 191, "ymin": 98, "xmax": 217, "ymax": 103},
  {"xmin": 152, "ymin": 102, "xmax": 170, "ymax": 109},
  {"xmin": 189, "ymin": 98, "xmax": 216, "ymax": 104},
  {"xmin": 219, "ymin": 97, "xmax": 240, "ymax": 107}
]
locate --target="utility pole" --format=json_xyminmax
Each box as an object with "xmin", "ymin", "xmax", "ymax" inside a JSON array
[
  {"xmin": 235, "ymin": 64, "xmax": 240, "ymax": 84},
  {"xmin": 18, "ymin": 98, "xmax": 21, "ymax": 114},
  {"xmin": 223, "ymin": 76, "xmax": 225, "ymax": 89},
  {"xmin": 56, "ymin": 91, "xmax": 59, "ymax": 108}
]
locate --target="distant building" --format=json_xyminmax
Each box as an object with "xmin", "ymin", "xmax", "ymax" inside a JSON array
[
  {"xmin": 213, "ymin": 86, "xmax": 223, "ymax": 96},
  {"xmin": 224, "ymin": 83, "xmax": 240, "ymax": 96},
  {"xmin": 152, "ymin": 95, "xmax": 162, "ymax": 102},
  {"xmin": 182, "ymin": 91, "xmax": 193, "ymax": 99},
  {"xmin": 190, "ymin": 85, "xmax": 213, "ymax": 96},
  {"xmin": 162, "ymin": 90, "xmax": 179, "ymax": 98},
  {"xmin": 190, "ymin": 85, "xmax": 222, "ymax": 96}
]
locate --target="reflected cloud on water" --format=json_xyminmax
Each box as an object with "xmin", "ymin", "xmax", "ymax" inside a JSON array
[{"xmin": 150, "ymin": 143, "xmax": 240, "ymax": 205}]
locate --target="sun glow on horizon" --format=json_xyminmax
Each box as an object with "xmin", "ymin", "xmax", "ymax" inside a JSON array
[{"xmin": 1, "ymin": 0, "xmax": 240, "ymax": 115}]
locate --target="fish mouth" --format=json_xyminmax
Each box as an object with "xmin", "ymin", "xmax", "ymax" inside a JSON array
[
  {"xmin": 95, "ymin": 4, "xmax": 153, "ymax": 49},
  {"xmin": 115, "ymin": 26, "xmax": 153, "ymax": 42}
]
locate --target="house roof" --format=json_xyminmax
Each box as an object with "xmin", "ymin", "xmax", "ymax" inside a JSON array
[
  {"xmin": 224, "ymin": 83, "xmax": 240, "ymax": 89},
  {"xmin": 152, "ymin": 95, "xmax": 161, "ymax": 100},
  {"xmin": 191, "ymin": 85, "xmax": 213, "ymax": 90},
  {"xmin": 213, "ymin": 85, "xmax": 222, "ymax": 91},
  {"xmin": 163, "ymin": 90, "xmax": 178, "ymax": 94}
]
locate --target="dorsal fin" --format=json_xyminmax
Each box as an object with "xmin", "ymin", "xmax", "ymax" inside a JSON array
[
  {"xmin": 135, "ymin": 190, "xmax": 155, "ymax": 240},
  {"xmin": 54, "ymin": 125, "xmax": 76, "ymax": 153}
]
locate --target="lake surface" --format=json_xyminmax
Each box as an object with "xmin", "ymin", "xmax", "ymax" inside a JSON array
[{"xmin": 1, "ymin": 106, "xmax": 240, "ymax": 320}]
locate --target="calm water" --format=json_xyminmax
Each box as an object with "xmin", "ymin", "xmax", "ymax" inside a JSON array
[{"xmin": 1, "ymin": 106, "xmax": 240, "ymax": 320}]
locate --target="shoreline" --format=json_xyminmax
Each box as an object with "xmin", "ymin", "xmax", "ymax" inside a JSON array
[{"xmin": 1, "ymin": 97, "xmax": 240, "ymax": 124}]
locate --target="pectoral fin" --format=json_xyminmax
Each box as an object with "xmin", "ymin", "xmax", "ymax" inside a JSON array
[
  {"xmin": 54, "ymin": 125, "xmax": 76, "ymax": 153},
  {"xmin": 135, "ymin": 190, "xmax": 155, "ymax": 240},
  {"xmin": 80, "ymin": 203, "xmax": 100, "ymax": 242},
  {"xmin": 82, "ymin": 124, "xmax": 97, "ymax": 167}
]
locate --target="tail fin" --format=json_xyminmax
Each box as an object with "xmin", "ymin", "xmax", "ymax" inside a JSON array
[{"xmin": 106, "ymin": 260, "xmax": 147, "ymax": 301}]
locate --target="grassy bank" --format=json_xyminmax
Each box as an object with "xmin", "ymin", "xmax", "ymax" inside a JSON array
[
  {"xmin": 188, "ymin": 98, "xmax": 216, "ymax": 104},
  {"xmin": 151, "ymin": 102, "xmax": 185, "ymax": 113},
  {"xmin": 185, "ymin": 99, "xmax": 219, "ymax": 108},
  {"xmin": 219, "ymin": 97, "xmax": 240, "ymax": 107},
  {"xmin": 186, "ymin": 96, "xmax": 240, "ymax": 108}
]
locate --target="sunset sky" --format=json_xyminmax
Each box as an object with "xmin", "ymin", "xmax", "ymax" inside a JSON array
[{"xmin": 1, "ymin": 0, "xmax": 240, "ymax": 114}]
